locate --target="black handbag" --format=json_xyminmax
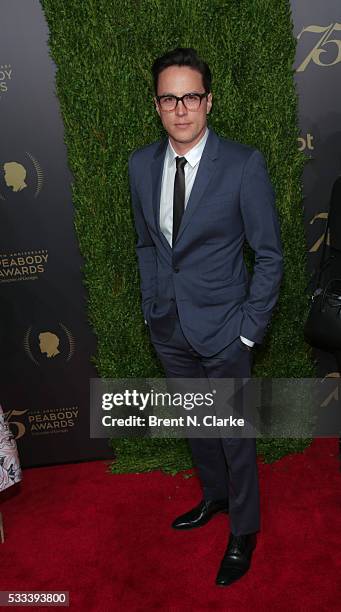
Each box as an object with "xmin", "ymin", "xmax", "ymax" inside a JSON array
[{"xmin": 304, "ymin": 215, "xmax": 341, "ymax": 350}]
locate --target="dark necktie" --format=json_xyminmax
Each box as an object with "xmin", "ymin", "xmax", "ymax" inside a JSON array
[{"xmin": 172, "ymin": 156, "xmax": 187, "ymax": 247}]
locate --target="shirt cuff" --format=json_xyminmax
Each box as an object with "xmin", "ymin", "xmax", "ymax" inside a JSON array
[{"xmin": 240, "ymin": 335, "xmax": 255, "ymax": 347}]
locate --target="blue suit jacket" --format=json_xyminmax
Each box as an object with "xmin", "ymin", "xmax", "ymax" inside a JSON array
[{"xmin": 129, "ymin": 128, "xmax": 283, "ymax": 356}]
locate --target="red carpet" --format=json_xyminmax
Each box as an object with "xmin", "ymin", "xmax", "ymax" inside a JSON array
[{"xmin": 0, "ymin": 439, "xmax": 340, "ymax": 611}]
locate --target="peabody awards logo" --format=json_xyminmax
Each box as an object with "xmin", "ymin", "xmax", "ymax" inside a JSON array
[
  {"xmin": 0, "ymin": 64, "xmax": 13, "ymax": 99},
  {"xmin": 0, "ymin": 152, "xmax": 44, "ymax": 200},
  {"xmin": 28, "ymin": 406, "xmax": 79, "ymax": 436},
  {"xmin": 4, "ymin": 406, "xmax": 79, "ymax": 437},
  {"xmin": 297, "ymin": 23, "xmax": 341, "ymax": 72},
  {"xmin": 24, "ymin": 323, "xmax": 76, "ymax": 365},
  {"xmin": 0, "ymin": 249, "xmax": 49, "ymax": 283}
]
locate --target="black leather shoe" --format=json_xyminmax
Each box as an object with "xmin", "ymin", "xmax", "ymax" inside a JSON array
[
  {"xmin": 215, "ymin": 533, "xmax": 257, "ymax": 586},
  {"xmin": 172, "ymin": 498, "xmax": 228, "ymax": 530}
]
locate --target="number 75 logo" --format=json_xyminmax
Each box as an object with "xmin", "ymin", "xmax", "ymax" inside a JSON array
[{"xmin": 297, "ymin": 23, "xmax": 341, "ymax": 72}]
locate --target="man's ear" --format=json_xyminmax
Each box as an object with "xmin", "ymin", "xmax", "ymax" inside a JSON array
[
  {"xmin": 154, "ymin": 96, "xmax": 161, "ymax": 117},
  {"xmin": 206, "ymin": 92, "xmax": 212, "ymax": 115}
]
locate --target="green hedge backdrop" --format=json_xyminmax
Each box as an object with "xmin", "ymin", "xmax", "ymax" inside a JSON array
[{"xmin": 40, "ymin": 0, "xmax": 314, "ymax": 473}]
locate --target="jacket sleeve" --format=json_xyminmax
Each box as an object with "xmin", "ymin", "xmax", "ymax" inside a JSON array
[
  {"xmin": 128, "ymin": 152, "xmax": 157, "ymax": 322},
  {"xmin": 239, "ymin": 150, "xmax": 283, "ymax": 344}
]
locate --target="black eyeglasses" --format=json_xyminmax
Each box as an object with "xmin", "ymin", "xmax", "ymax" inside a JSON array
[{"xmin": 156, "ymin": 92, "xmax": 208, "ymax": 112}]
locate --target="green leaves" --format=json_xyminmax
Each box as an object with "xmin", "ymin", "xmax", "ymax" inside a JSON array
[{"xmin": 41, "ymin": 0, "xmax": 313, "ymax": 470}]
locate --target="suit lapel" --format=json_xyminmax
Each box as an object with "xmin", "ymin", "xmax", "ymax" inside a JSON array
[
  {"xmin": 151, "ymin": 137, "xmax": 172, "ymax": 253},
  {"xmin": 174, "ymin": 128, "xmax": 220, "ymax": 246}
]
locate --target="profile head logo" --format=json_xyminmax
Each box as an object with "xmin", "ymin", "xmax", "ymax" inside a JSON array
[
  {"xmin": 4, "ymin": 162, "xmax": 27, "ymax": 192},
  {"xmin": 24, "ymin": 323, "xmax": 75, "ymax": 365},
  {"xmin": 0, "ymin": 152, "xmax": 43, "ymax": 200},
  {"xmin": 38, "ymin": 332, "xmax": 60, "ymax": 358}
]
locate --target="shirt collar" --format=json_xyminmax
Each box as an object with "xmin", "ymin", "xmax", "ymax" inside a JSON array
[{"xmin": 167, "ymin": 127, "xmax": 209, "ymax": 168}]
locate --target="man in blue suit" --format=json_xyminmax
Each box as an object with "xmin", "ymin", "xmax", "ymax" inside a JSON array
[{"xmin": 129, "ymin": 48, "xmax": 283, "ymax": 587}]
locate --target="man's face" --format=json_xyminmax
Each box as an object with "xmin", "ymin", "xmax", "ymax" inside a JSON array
[{"xmin": 154, "ymin": 65, "xmax": 212, "ymax": 151}]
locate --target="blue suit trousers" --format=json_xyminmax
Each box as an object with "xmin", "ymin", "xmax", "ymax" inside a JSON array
[{"xmin": 150, "ymin": 306, "xmax": 260, "ymax": 536}]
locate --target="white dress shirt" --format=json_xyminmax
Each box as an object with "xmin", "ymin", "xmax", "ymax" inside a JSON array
[
  {"xmin": 159, "ymin": 128, "xmax": 209, "ymax": 245},
  {"xmin": 153, "ymin": 128, "xmax": 254, "ymax": 348}
]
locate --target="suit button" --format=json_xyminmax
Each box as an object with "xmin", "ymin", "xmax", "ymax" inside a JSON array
[{"xmin": 173, "ymin": 267, "xmax": 180, "ymax": 273}]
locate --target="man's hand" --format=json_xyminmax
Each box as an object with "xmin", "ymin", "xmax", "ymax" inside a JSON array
[{"xmin": 240, "ymin": 336, "xmax": 254, "ymax": 350}]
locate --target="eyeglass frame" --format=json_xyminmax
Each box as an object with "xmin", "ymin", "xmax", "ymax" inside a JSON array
[{"xmin": 155, "ymin": 92, "xmax": 209, "ymax": 111}]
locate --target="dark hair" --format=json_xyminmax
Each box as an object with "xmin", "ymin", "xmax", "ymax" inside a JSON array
[{"xmin": 152, "ymin": 47, "xmax": 212, "ymax": 94}]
